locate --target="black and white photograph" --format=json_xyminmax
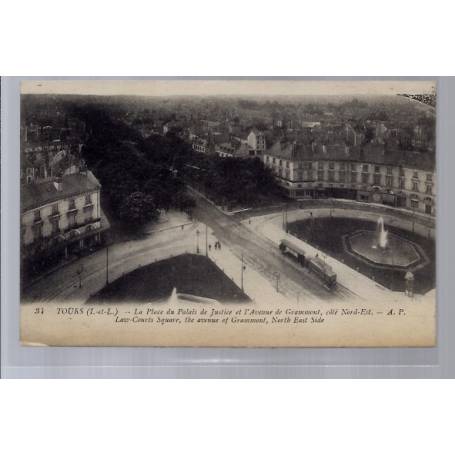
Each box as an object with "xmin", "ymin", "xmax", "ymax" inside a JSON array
[{"xmin": 19, "ymin": 79, "xmax": 436, "ymax": 346}]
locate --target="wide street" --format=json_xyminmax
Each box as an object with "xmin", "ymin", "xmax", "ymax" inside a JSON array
[{"xmin": 189, "ymin": 189, "xmax": 353, "ymax": 302}]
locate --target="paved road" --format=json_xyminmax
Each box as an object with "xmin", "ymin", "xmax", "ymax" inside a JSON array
[
  {"xmin": 190, "ymin": 189, "xmax": 352, "ymax": 302},
  {"xmin": 23, "ymin": 219, "xmax": 199, "ymax": 303}
]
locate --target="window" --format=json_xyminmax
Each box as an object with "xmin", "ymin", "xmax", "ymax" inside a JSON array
[
  {"xmin": 68, "ymin": 198, "xmax": 76, "ymax": 211},
  {"xmin": 279, "ymin": 160, "xmax": 282, "ymax": 167},
  {"xmin": 68, "ymin": 212, "xmax": 77, "ymax": 228},
  {"xmin": 426, "ymin": 184, "xmax": 432, "ymax": 195},
  {"xmin": 339, "ymin": 171, "xmax": 346, "ymax": 183},
  {"xmin": 307, "ymin": 171, "xmax": 314, "ymax": 180},
  {"xmin": 51, "ymin": 203, "xmax": 59, "ymax": 216},
  {"xmin": 318, "ymin": 170, "xmax": 324, "ymax": 181},
  {"xmin": 411, "ymin": 199, "xmax": 419, "ymax": 209},
  {"xmin": 362, "ymin": 164, "xmax": 369, "ymax": 172},
  {"xmin": 413, "ymin": 171, "xmax": 419, "ymax": 179},
  {"xmin": 339, "ymin": 163, "xmax": 346, "ymax": 170},
  {"xmin": 328, "ymin": 170, "xmax": 334, "ymax": 182},
  {"xmin": 318, "ymin": 162, "xmax": 324, "ymax": 169},
  {"xmin": 350, "ymin": 163, "xmax": 357, "ymax": 171},
  {"xmin": 351, "ymin": 172, "xmax": 358, "ymax": 183},
  {"xmin": 387, "ymin": 166, "xmax": 393, "ymax": 175},
  {"xmin": 399, "ymin": 167, "xmax": 405, "ymax": 177},
  {"xmin": 50, "ymin": 217, "xmax": 59, "ymax": 234},
  {"xmin": 399, "ymin": 178, "xmax": 405, "ymax": 189},
  {"xmin": 32, "ymin": 223, "xmax": 42, "ymax": 239},
  {"xmin": 386, "ymin": 176, "xmax": 393, "ymax": 187},
  {"xmin": 329, "ymin": 162, "xmax": 335, "ymax": 170},
  {"xmin": 412, "ymin": 181, "xmax": 419, "ymax": 192},
  {"xmin": 286, "ymin": 161, "xmax": 290, "ymax": 168},
  {"xmin": 33, "ymin": 209, "xmax": 41, "ymax": 222},
  {"xmin": 426, "ymin": 173, "xmax": 432, "ymax": 182},
  {"xmin": 373, "ymin": 174, "xmax": 381, "ymax": 185},
  {"xmin": 374, "ymin": 165, "xmax": 380, "ymax": 173},
  {"xmin": 362, "ymin": 173, "xmax": 369, "ymax": 184}
]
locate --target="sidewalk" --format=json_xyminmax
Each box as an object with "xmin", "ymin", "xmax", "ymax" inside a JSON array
[{"xmin": 202, "ymin": 227, "xmax": 317, "ymax": 306}]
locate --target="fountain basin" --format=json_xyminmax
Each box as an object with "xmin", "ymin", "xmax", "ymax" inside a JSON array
[{"xmin": 346, "ymin": 230, "xmax": 421, "ymax": 268}]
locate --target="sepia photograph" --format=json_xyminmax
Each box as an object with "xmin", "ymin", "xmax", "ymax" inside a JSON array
[{"xmin": 19, "ymin": 79, "xmax": 437, "ymax": 347}]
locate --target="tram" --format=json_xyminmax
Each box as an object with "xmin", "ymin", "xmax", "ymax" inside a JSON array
[{"xmin": 279, "ymin": 239, "xmax": 337, "ymax": 290}]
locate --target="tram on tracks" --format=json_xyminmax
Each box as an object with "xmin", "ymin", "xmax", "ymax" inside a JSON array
[{"xmin": 279, "ymin": 238, "xmax": 337, "ymax": 290}]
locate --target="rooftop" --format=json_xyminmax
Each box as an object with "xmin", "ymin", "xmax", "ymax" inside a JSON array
[
  {"xmin": 22, "ymin": 171, "xmax": 101, "ymax": 212},
  {"xmin": 266, "ymin": 140, "xmax": 435, "ymax": 172}
]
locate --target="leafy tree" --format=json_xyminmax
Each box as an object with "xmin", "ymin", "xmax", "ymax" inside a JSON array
[{"xmin": 118, "ymin": 192, "xmax": 159, "ymax": 225}]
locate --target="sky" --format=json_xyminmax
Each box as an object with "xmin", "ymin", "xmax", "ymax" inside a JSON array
[{"xmin": 21, "ymin": 79, "xmax": 436, "ymax": 97}]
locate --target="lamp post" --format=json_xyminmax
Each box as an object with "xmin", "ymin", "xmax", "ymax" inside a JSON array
[
  {"xmin": 205, "ymin": 223, "xmax": 208, "ymax": 257},
  {"xmin": 275, "ymin": 272, "xmax": 280, "ymax": 292},
  {"xmin": 76, "ymin": 264, "xmax": 84, "ymax": 288},
  {"xmin": 241, "ymin": 253, "xmax": 246, "ymax": 292},
  {"xmin": 196, "ymin": 229, "xmax": 200, "ymax": 254},
  {"xmin": 405, "ymin": 271, "xmax": 414, "ymax": 298}
]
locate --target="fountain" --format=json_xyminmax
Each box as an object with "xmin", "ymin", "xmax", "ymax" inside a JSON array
[
  {"xmin": 375, "ymin": 216, "xmax": 388, "ymax": 249},
  {"xmin": 169, "ymin": 287, "xmax": 179, "ymax": 304},
  {"xmin": 346, "ymin": 214, "xmax": 421, "ymax": 269}
]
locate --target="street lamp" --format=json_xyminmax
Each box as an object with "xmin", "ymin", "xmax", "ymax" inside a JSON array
[
  {"xmin": 275, "ymin": 272, "xmax": 280, "ymax": 292},
  {"xmin": 76, "ymin": 264, "xmax": 84, "ymax": 288},
  {"xmin": 241, "ymin": 253, "xmax": 246, "ymax": 292},
  {"xmin": 196, "ymin": 229, "xmax": 200, "ymax": 254}
]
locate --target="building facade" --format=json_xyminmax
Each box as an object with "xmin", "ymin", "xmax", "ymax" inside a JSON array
[
  {"xmin": 21, "ymin": 171, "xmax": 109, "ymax": 266},
  {"xmin": 263, "ymin": 140, "xmax": 436, "ymax": 216},
  {"xmin": 247, "ymin": 129, "xmax": 266, "ymax": 155}
]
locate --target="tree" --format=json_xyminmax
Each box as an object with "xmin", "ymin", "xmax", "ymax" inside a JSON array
[{"xmin": 118, "ymin": 192, "xmax": 159, "ymax": 225}]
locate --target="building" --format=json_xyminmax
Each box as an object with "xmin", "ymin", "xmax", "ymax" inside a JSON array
[
  {"xmin": 247, "ymin": 129, "xmax": 266, "ymax": 156},
  {"xmin": 21, "ymin": 171, "xmax": 110, "ymax": 267},
  {"xmin": 216, "ymin": 139, "xmax": 253, "ymax": 158},
  {"xmin": 192, "ymin": 137, "xmax": 211, "ymax": 154},
  {"xmin": 263, "ymin": 139, "xmax": 436, "ymax": 216}
]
